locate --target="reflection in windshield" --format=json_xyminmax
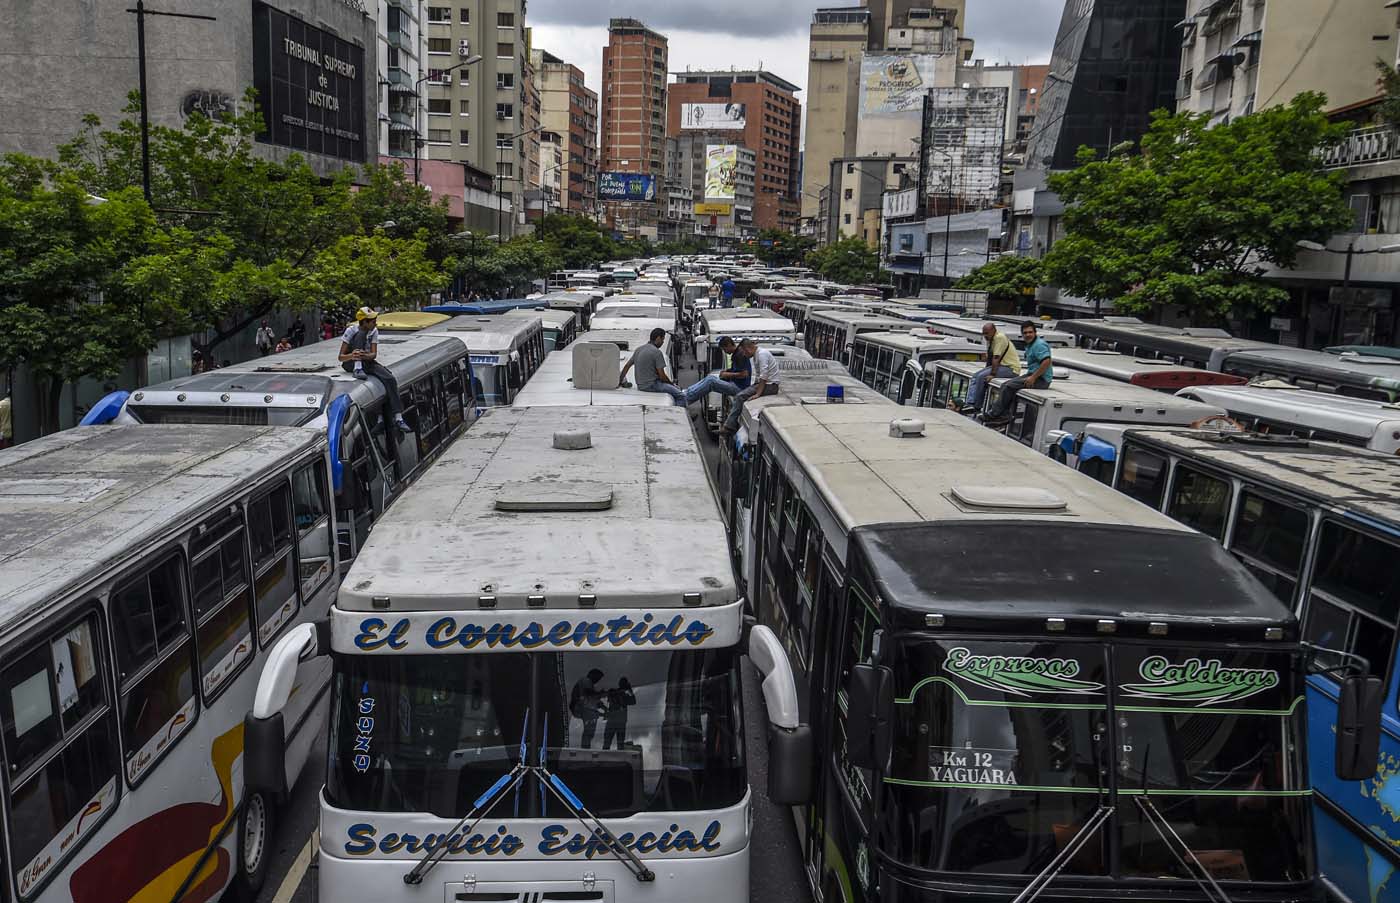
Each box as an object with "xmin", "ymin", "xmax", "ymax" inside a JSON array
[
  {"xmin": 473, "ymin": 366, "xmax": 506, "ymax": 406},
  {"xmin": 326, "ymin": 650, "xmax": 745, "ymax": 819},
  {"xmin": 881, "ymin": 639, "xmax": 1309, "ymax": 883}
]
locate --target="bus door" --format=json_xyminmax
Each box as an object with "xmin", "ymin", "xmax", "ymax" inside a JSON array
[{"xmin": 334, "ymin": 404, "xmax": 392, "ymax": 563}]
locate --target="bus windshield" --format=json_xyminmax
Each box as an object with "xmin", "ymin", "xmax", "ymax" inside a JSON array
[
  {"xmin": 326, "ymin": 649, "xmax": 746, "ymax": 819},
  {"xmin": 883, "ymin": 638, "xmax": 1310, "ymax": 883},
  {"xmin": 126, "ymin": 403, "xmax": 319, "ymax": 426}
]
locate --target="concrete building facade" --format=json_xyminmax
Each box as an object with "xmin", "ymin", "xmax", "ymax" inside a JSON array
[
  {"xmin": 378, "ymin": 0, "xmax": 426, "ymax": 159},
  {"xmin": 535, "ymin": 50, "xmax": 599, "ymax": 214},
  {"xmin": 601, "ymin": 17, "xmax": 669, "ymax": 237},
  {"xmin": 672, "ymin": 134, "xmax": 756, "ymax": 240},
  {"xmin": 667, "ymin": 70, "xmax": 802, "ymax": 232}
]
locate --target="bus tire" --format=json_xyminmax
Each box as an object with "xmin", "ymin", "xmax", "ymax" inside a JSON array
[{"xmin": 234, "ymin": 790, "xmax": 275, "ymax": 900}]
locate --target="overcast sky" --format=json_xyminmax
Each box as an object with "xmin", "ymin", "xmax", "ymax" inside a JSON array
[{"xmin": 528, "ymin": 0, "xmax": 1063, "ymax": 120}]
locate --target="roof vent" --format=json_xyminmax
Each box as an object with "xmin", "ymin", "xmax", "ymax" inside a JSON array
[
  {"xmin": 950, "ymin": 485, "xmax": 1068, "ymax": 512},
  {"xmin": 495, "ymin": 480, "xmax": 613, "ymax": 511},
  {"xmin": 889, "ymin": 418, "xmax": 925, "ymax": 438},
  {"xmin": 554, "ymin": 430, "xmax": 592, "ymax": 450}
]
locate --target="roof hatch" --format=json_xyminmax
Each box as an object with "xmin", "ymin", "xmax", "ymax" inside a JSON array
[
  {"xmin": 950, "ymin": 485, "xmax": 1068, "ymax": 512},
  {"xmin": 495, "ymin": 480, "xmax": 614, "ymax": 512}
]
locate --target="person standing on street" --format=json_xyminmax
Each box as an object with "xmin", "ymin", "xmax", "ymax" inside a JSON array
[
  {"xmin": 290, "ymin": 315, "xmax": 307, "ymax": 348},
  {"xmin": 339, "ymin": 306, "xmax": 412, "ymax": 432},
  {"xmin": 962, "ymin": 323, "xmax": 1019, "ymax": 413},
  {"xmin": 721, "ymin": 277, "xmax": 736, "ymax": 308},
  {"xmin": 618, "ymin": 328, "xmax": 739, "ymax": 407},
  {"xmin": 720, "ymin": 339, "xmax": 781, "ymax": 436},
  {"xmin": 0, "ymin": 391, "xmax": 11, "ymax": 450},
  {"xmin": 255, "ymin": 320, "xmax": 276, "ymax": 356},
  {"xmin": 708, "ymin": 281, "xmax": 721, "ymax": 309},
  {"xmin": 984, "ymin": 322, "xmax": 1054, "ymax": 425}
]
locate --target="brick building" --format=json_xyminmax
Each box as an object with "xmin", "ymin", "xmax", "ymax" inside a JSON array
[
  {"xmin": 534, "ymin": 49, "xmax": 599, "ymax": 213},
  {"xmin": 601, "ymin": 18, "xmax": 669, "ymax": 236}
]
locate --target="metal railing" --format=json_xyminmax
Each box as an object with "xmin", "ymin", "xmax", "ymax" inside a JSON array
[{"xmin": 1323, "ymin": 125, "xmax": 1400, "ymax": 170}]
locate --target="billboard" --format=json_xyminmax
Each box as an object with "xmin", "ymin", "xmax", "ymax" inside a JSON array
[
  {"xmin": 694, "ymin": 203, "xmax": 733, "ymax": 216},
  {"xmin": 921, "ymin": 86, "xmax": 1009, "ymax": 206},
  {"xmin": 598, "ymin": 172, "xmax": 657, "ymax": 201},
  {"xmin": 704, "ymin": 145, "xmax": 738, "ymax": 200},
  {"xmin": 859, "ymin": 54, "xmax": 940, "ymax": 117},
  {"xmin": 251, "ymin": 1, "xmax": 366, "ymax": 161},
  {"xmin": 681, "ymin": 103, "xmax": 747, "ymax": 130}
]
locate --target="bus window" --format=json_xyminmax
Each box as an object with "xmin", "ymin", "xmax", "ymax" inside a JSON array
[
  {"xmin": 337, "ymin": 412, "xmax": 377, "ymax": 560},
  {"xmin": 1228, "ymin": 490, "xmax": 1308, "ymax": 604},
  {"xmin": 293, "ymin": 460, "xmax": 334, "ymax": 600},
  {"xmin": 850, "ymin": 342, "xmax": 869, "ymax": 381},
  {"xmin": 249, "ymin": 485, "xmax": 298, "ymax": 645},
  {"xmin": 1078, "ymin": 456, "xmax": 1115, "ymax": 485},
  {"xmin": 443, "ymin": 361, "xmax": 468, "ymax": 431},
  {"xmin": 835, "ymin": 584, "xmax": 880, "ymax": 827},
  {"xmin": 1009, "ymin": 400, "xmax": 1039, "ymax": 447},
  {"xmin": 1305, "ymin": 522, "xmax": 1400, "ymax": 680},
  {"xmin": 1117, "ymin": 445, "xmax": 1168, "ymax": 510},
  {"xmin": 190, "ymin": 513, "xmax": 254, "ymax": 698},
  {"xmin": 2, "ymin": 616, "xmax": 118, "ymax": 894},
  {"xmin": 410, "ymin": 377, "xmax": 445, "ymax": 457},
  {"xmin": 1166, "ymin": 465, "xmax": 1231, "ymax": 540},
  {"xmin": 110, "ymin": 557, "xmax": 197, "ymax": 782}
]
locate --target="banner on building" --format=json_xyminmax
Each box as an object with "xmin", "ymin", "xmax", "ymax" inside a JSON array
[
  {"xmin": 859, "ymin": 54, "xmax": 939, "ymax": 117},
  {"xmin": 694, "ymin": 203, "xmax": 733, "ymax": 215},
  {"xmin": 598, "ymin": 172, "xmax": 657, "ymax": 202},
  {"xmin": 705, "ymin": 145, "xmax": 738, "ymax": 200},
  {"xmin": 682, "ymin": 103, "xmax": 747, "ymax": 130}
]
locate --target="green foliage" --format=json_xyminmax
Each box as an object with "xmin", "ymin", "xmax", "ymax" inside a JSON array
[
  {"xmin": 1044, "ymin": 93, "xmax": 1353, "ymax": 320},
  {"xmin": 753, "ymin": 229, "xmax": 815, "ymax": 267},
  {"xmin": 656, "ymin": 237, "xmax": 710, "ymax": 256},
  {"xmin": 1377, "ymin": 59, "xmax": 1400, "ymax": 132},
  {"xmin": 956, "ymin": 255, "xmax": 1045, "ymax": 300},
  {"xmin": 350, "ymin": 161, "xmax": 457, "ymax": 265},
  {"xmin": 807, "ymin": 236, "xmax": 881, "ymax": 284},
  {"xmin": 459, "ymin": 236, "xmax": 562, "ymax": 297},
  {"xmin": 538, "ymin": 214, "xmax": 623, "ymax": 269},
  {"xmin": 313, "ymin": 234, "xmax": 448, "ymax": 317}
]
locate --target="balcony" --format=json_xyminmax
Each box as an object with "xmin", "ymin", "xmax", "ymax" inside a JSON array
[
  {"xmin": 386, "ymin": 67, "xmax": 417, "ymax": 94},
  {"xmin": 387, "ymin": 30, "xmax": 413, "ymax": 51},
  {"xmin": 1323, "ymin": 125, "xmax": 1400, "ymax": 170}
]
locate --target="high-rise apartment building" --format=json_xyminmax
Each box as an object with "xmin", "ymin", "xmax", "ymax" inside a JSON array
[
  {"xmin": 667, "ymin": 70, "xmax": 802, "ymax": 232},
  {"xmin": 535, "ymin": 50, "xmax": 600, "ymax": 214},
  {"xmin": 379, "ymin": 0, "xmax": 426, "ymax": 159},
  {"xmin": 421, "ymin": 0, "xmax": 532, "ymax": 236},
  {"xmin": 601, "ymin": 18, "xmax": 669, "ymax": 236}
]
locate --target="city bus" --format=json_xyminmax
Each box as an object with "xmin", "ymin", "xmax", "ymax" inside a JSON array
[
  {"xmin": 539, "ymin": 290, "xmax": 599, "ymax": 330},
  {"xmin": 1103, "ymin": 428, "xmax": 1400, "ymax": 903},
  {"xmin": 767, "ymin": 298, "xmax": 863, "ymax": 336},
  {"xmin": 718, "ymin": 402, "xmax": 1379, "ymax": 903},
  {"xmin": 747, "ymin": 288, "xmax": 805, "ymax": 314},
  {"xmin": 0, "ymin": 424, "xmax": 338, "ymax": 903},
  {"xmin": 924, "ymin": 316, "xmax": 1075, "ymax": 349},
  {"xmin": 424, "ymin": 315, "xmax": 546, "ymax": 406},
  {"xmin": 847, "ymin": 329, "xmax": 985, "ymax": 404},
  {"xmin": 243, "ymin": 405, "xmax": 809, "ymax": 903},
  {"xmin": 1053, "ymin": 347, "xmax": 1247, "ymax": 391},
  {"xmin": 502, "ymin": 306, "xmax": 578, "ymax": 352},
  {"xmin": 86, "ymin": 332, "xmax": 482, "ymax": 568},
  {"xmin": 509, "ymin": 330, "xmax": 677, "ymax": 408},
  {"xmin": 1176, "ymin": 383, "xmax": 1400, "ymax": 453},
  {"xmin": 804, "ymin": 311, "xmax": 908, "ymax": 366}
]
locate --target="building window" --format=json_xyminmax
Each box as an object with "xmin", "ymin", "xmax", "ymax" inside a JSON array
[
  {"xmin": 846, "ymin": 163, "xmax": 855, "ymax": 174},
  {"xmin": 497, "ymin": 72, "xmax": 514, "ymax": 89},
  {"xmin": 843, "ymin": 188, "xmax": 853, "ymax": 200},
  {"xmin": 427, "ymin": 97, "xmax": 451, "ymax": 114},
  {"xmin": 497, "ymin": 11, "xmax": 514, "ymax": 26},
  {"xmin": 497, "ymin": 161, "xmax": 514, "ymax": 178},
  {"xmin": 497, "ymin": 42, "xmax": 513, "ymax": 58},
  {"xmin": 844, "ymin": 213, "xmax": 852, "ymax": 225},
  {"xmin": 459, "ymin": 6, "xmax": 470, "ymax": 22},
  {"xmin": 427, "ymin": 37, "xmax": 452, "ymax": 54},
  {"xmin": 427, "ymin": 68, "xmax": 451, "ymax": 84},
  {"xmin": 496, "ymin": 103, "xmax": 514, "ymax": 120},
  {"xmin": 427, "ymin": 128, "xmax": 452, "ymax": 143},
  {"xmin": 460, "ymin": 99, "xmax": 471, "ymax": 115},
  {"xmin": 460, "ymin": 129, "xmax": 471, "ymax": 145},
  {"xmin": 427, "ymin": 6, "xmax": 450, "ymax": 22}
]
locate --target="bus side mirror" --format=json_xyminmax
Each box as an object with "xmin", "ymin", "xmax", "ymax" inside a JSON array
[
  {"xmin": 244, "ymin": 620, "xmax": 329, "ymax": 797},
  {"xmin": 847, "ymin": 664, "xmax": 893, "ymax": 771},
  {"xmin": 1336, "ymin": 674, "xmax": 1384, "ymax": 781},
  {"xmin": 748, "ymin": 625, "xmax": 813, "ymax": 805}
]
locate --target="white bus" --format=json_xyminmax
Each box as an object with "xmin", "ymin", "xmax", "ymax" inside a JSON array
[
  {"xmin": 0, "ymin": 424, "xmax": 338, "ymax": 902},
  {"xmin": 803, "ymin": 310, "xmax": 909, "ymax": 365},
  {"xmin": 509, "ymin": 330, "xmax": 678, "ymax": 408},
  {"xmin": 923, "ymin": 316, "xmax": 1075, "ymax": 349},
  {"xmin": 848, "ymin": 329, "xmax": 985, "ymax": 404},
  {"xmin": 1052, "ymin": 347, "xmax": 1247, "ymax": 391},
  {"xmin": 424, "ymin": 315, "xmax": 547, "ymax": 406},
  {"xmin": 502, "ymin": 307, "xmax": 579, "ymax": 352},
  {"xmin": 244, "ymin": 406, "xmax": 808, "ymax": 903},
  {"xmin": 1177, "ymin": 383, "xmax": 1400, "ymax": 453}
]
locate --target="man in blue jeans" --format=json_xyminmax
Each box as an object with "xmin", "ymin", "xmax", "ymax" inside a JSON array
[
  {"xmin": 984, "ymin": 321, "xmax": 1054, "ymax": 423},
  {"xmin": 619, "ymin": 328, "xmax": 739, "ymax": 406},
  {"xmin": 962, "ymin": 323, "xmax": 1019, "ymax": 413},
  {"xmin": 721, "ymin": 277, "xmax": 736, "ymax": 308}
]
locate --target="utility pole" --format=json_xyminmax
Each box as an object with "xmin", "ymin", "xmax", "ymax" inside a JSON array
[{"xmin": 126, "ymin": 0, "xmax": 217, "ymax": 204}]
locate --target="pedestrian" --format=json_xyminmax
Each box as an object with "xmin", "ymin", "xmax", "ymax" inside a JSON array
[
  {"xmin": 984, "ymin": 321, "xmax": 1054, "ymax": 425},
  {"xmin": 0, "ymin": 391, "xmax": 11, "ymax": 450},
  {"xmin": 570, "ymin": 668, "xmax": 607, "ymax": 749},
  {"xmin": 321, "ymin": 317, "xmax": 336, "ymax": 342},
  {"xmin": 618, "ymin": 328, "xmax": 740, "ymax": 407},
  {"xmin": 290, "ymin": 315, "xmax": 307, "ymax": 348},
  {"xmin": 339, "ymin": 306, "xmax": 413, "ymax": 432},
  {"xmin": 255, "ymin": 319, "xmax": 276, "ymax": 356},
  {"xmin": 721, "ymin": 277, "xmax": 736, "ymax": 308},
  {"xmin": 601, "ymin": 677, "xmax": 637, "ymax": 751},
  {"xmin": 275, "ymin": 336, "xmax": 292, "ymax": 354},
  {"xmin": 707, "ymin": 281, "xmax": 721, "ymax": 309},
  {"xmin": 720, "ymin": 339, "xmax": 781, "ymax": 437},
  {"xmin": 962, "ymin": 323, "xmax": 1019, "ymax": 414}
]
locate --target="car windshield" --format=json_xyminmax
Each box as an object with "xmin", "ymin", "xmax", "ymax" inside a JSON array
[
  {"xmin": 882, "ymin": 638, "xmax": 1310, "ymax": 883},
  {"xmin": 126, "ymin": 403, "xmax": 318, "ymax": 426},
  {"xmin": 326, "ymin": 649, "xmax": 746, "ymax": 819}
]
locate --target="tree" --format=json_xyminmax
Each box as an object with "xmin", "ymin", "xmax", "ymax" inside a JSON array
[
  {"xmin": 957, "ymin": 255, "xmax": 1045, "ymax": 302},
  {"xmin": 1376, "ymin": 59, "xmax": 1400, "ymax": 132},
  {"xmin": 538, "ymin": 214, "xmax": 622, "ymax": 269},
  {"xmin": 312, "ymin": 234, "xmax": 448, "ymax": 318},
  {"xmin": 461, "ymin": 237, "xmax": 562, "ymax": 297},
  {"xmin": 754, "ymin": 229, "xmax": 815, "ymax": 268},
  {"xmin": 0, "ymin": 160, "xmax": 159, "ymax": 433},
  {"xmin": 1044, "ymin": 93, "xmax": 1353, "ymax": 321},
  {"xmin": 807, "ymin": 236, "xmax": 881, "ymax": 284},
  {"xmin": 350, "ymin": 161, "xmax": 457, "ymax": 265}
]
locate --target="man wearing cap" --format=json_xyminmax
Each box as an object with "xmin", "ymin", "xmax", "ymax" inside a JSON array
[{"xmin": 340, "ymin": 306, "xmax": 412, "ymax": 432}]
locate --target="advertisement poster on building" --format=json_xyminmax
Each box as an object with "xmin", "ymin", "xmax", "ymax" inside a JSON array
[
  {"xmin": 598, "ymin": 172, "xmax": 657, "ymax": 201},
  {"xmin": 859, "ymin": 54, "xmax": 938, "ymax": 117},
  {"xmin": 694, "ymin": 203, "xmax": 733, "ymax": 216},
  {"xmin": 705, "ymin": 145, "xmax": 738, "ymax": 200},
  {"xmin": 681, "ymin": 103, "xmax": 747, "ymax": 130}
]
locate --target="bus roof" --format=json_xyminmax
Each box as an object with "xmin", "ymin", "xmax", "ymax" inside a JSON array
[
  {"xmin": 424, "ymin": 299, "xmax": 547, "ymax": 316},
  {"xmin": 1015, "ymin": 369, "xmax": 1230, "ymax": 414},
  {"xmin": 0, "ymin": 425, "xmax": 323, "ymax": 632},
  {"xmin": 926, "ymin": 317, "xmax": 1074, "ymax": 347},
  {"xmin": 1122, "ymin": 429, "xmax": 1400, "ymax": 527},
  {"xmin": 376, "ymin": 311, "xmax": 452, "ymax": 331},
  {"xmin": 508, "ymin": 332, "xmax": 676, "ymax": 408},
  {"xmin": 1178, "ymin": 383, "xmax": 1400, "ymax": 444},
  {"xmin": 755, "ymin": 406, "xmax": 1288, "ymax": 636},
  {"xmin": 697, "ymin": 308, "xmax": 795, "ymax": 331},
  {"xmin": 424, "ymin": 314, "xmax": 543, "ymax": 355},
  {"xmin": 854, "ymin": 329, "xmax": 983, "ymax": 355},
  {"xmin": 1057, "ymin": 319, "xmax": 1275, "ymax": 364},
  {"xmin": 502, "ymin": 307, "xmax": 576, "ymax": 330},
  {"xmin": 806, "ymin": 310, "xmax": 910, "ymax": 330},
  {"xmin": 1053, "ymin": 347, "xmax": 1247, "ymax": 389},
  {"xmin": 590, "ymin": 308, "xmax": 675, "ymax": 331},
  {"xmin": 1220, "ymin": 346, "xmax": 1400, "ymax": 395},
  {"xmin": 339, "ymin": 406, "xmax": 734, "ymax": 611}
]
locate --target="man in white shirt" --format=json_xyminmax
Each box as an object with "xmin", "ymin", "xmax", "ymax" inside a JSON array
[
  {"xmin": 720, "ymin": 339, "xmax": 781, "ymax": 435},
  {"xmin": 339, "ymin": 306, "xmax": 411, "ymax": 432}
]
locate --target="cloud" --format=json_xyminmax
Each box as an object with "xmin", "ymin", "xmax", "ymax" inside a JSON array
[
  {"xmin": 962, "ymin": 0, "xmax": 1061, "ymax": 64},
  {"xmin": 527, "ymin": 0, "xmax": 816, "ymax": 39}
]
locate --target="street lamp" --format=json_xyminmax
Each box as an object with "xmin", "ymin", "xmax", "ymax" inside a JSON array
[{"xmin": 413, "ymin": 55, "xmax": 483, "ymax": 186}]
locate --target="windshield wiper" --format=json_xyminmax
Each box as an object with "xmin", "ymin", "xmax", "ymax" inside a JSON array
[
  {"xmin": 404, "ymin": 711, "xmax": 534, "ymax": 886},
  {"xmin": 1134, "ymin": 744, "xmax": 1234, "ymax": 903},
  {"xmin": 1009, "ymin": 805, "xmax": 1113, "ymax": 903}
]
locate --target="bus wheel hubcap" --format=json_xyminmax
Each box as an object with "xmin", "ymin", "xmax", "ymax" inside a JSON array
[{"xmin": 244, "ymin": 794, "xmax": 267, "ymax": 873}]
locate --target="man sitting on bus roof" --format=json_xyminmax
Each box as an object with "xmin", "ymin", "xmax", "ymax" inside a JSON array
[
  {"xmin": 983, "ymin": 321, "xmax": 1054, "ymax": 425},
  {"xmin": 339, "ymin": 306, "xmax": 412, "ymax": 433},
  {"xmin": 716, "ymin": 336, "xmax": 752, "ymax": 391},
  {"xmin": 720, "ymin": 339, "xmax": 781, "ymax": 437},
  {"xmin": 961, "ymin": 322, "xmax": 1019, "ymax": 413},
  {"xmin": 619, "ymin": 327, "xmax": 739, "ymax": 407}
]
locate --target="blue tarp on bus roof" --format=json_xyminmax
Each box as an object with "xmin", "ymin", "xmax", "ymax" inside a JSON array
[{"xmin": 423, "ymin": 299, "xmax": 548, "ymax": 316}]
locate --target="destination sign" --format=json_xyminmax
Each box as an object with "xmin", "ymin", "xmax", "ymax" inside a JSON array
[{"xmin": 927, "ymin": 746, "xmax": 1020, "ymax": 787}]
